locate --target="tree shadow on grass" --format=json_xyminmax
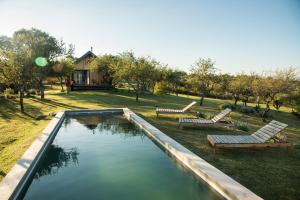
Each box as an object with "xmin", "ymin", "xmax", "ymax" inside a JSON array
[
  {"xmin": 0, "ymin": 99, "xmax": 29, "ymax": 121},
  {"xmin": 30, "ymin": 97, "xmax": 87, "ymax": 110},
  {"xmin": 0, "ymin": 98, "xmax": 48, "ymax": 122}
]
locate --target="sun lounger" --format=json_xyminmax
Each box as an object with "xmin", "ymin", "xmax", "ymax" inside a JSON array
[
  {"xmin": 207, "ymin": 120, "xmax": 291, "ymax": 148},
  {"xmin": 179, "ymin": 108, "xmax": 232, "ymax": 128},
  {"xmin": 156, "ymin": 101, "xmax": 197, "ymax": 117}
]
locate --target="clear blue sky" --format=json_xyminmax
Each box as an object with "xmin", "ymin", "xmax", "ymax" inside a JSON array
[{"xmin": 0, "ymin": 0, "xmax": 299, "ymax": 74}]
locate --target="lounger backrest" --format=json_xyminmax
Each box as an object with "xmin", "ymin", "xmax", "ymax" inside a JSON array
[
  {"xmin": 181, "ymin": 101, "xmax": 197, "ymax": 112},
  {"xmin": 251, "ymin": 120, "xmax": 288, "ymax": 143},
  {"xmin": 211, "ymin": 108, "xmax": 231, "ymax": 123}
]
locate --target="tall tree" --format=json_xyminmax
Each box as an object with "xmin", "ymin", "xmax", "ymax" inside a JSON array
[
  {"xmin": 190, "ymin": 58, "xmax": 216, "ymax": 105},
  {"xmin": 0, "ymin": 28, "xmax": 73, "ymax": 112},
  {"xmin": 272, "ymin": 67, "xmax": 297, "ymax": 111},
  {"xmin": 51, "ymin": 58, "xmax": 74, "ymax": 92},
  {"xmin": 229, "ymin": 74, "xmax": 254, "ymax": 106},
  {"xmin": 162, "ymin": 68, "xmax": 186, "ymax": 96},
  {"xmin": 12, "ymin": 28, "xmax": 67, "ymax": 99},
  {"xmin": 212, "ymin": 73, "xmax": 232, "ymax": 98},
  {"xmin": 90, "ymin": 54, "xmax": 120, "ymax": 88},
  {"xmin": 115, "ymin": 52, "xmax": 158, "ymax": 101},
  {"xmin": 0, "ymin": 36, "xmax": 33, "ymax": 112}
]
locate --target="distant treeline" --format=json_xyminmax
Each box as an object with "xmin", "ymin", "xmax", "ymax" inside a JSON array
[{"xmin": 1, "ymin": 28, "xmax": 299, "ymax": 114}]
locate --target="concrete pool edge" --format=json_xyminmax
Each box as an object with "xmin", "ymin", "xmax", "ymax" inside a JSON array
[{"xmin": 0, "ymin": 108, "xmax": 263, "ymax": 200}]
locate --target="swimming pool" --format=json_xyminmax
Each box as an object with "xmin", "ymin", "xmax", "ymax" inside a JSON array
[{"xmin": 22, "ymin": 113, "xmax": 221, "ymax": 200}]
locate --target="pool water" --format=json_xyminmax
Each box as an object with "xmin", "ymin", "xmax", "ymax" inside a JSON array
[{"xmin": 22, "ymin": 114, "xmax": 221, "ymax": 200}]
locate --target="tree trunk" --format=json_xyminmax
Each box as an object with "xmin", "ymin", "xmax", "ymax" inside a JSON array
[
  {"xmin": 60, "ymin": 83, "xmax": 64, "ymax": 92},
  {"xmin": 19, "ymin": 86, "xmax": 24, "ymax": 113},
  {"xmin": 39, "ymin": 80, "xmax": 45, "ymax": 100},
  {"xmin": 60, "ymin": 80, "xmax": 64, "ymax": 92},
  {"xmin": 256, "ymin": 96, "xmax": 260, "ymax": 107},
  {"xmin": 234, "ymin": 94, "xmax": 239, "ymax": 105},
  {"xmin": 135, "ymin": 92, "xmax": 139, "ymax": 102},
  {"xmin": 266, "ymin": 102, "xmax": 270, "ymax": 109},
  {"xmin": 59, "ymin": 77, "xmax": 64, "ymax": 92},
  {"xmin": 40, "ymin": 86, "xmax": 44, "ymax": 99},
  {"xmin": 199, "ymin": 96, "xmax": 204, "ymax": 106},
  {"xmin": 234, "ymin": 98, "xmax": 238, "ymax": 105}
]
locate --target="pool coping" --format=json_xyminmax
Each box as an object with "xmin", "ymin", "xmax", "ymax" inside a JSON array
[{"xmin": 0, "ymin": 108, "xmax": 263, "ymax": 200}]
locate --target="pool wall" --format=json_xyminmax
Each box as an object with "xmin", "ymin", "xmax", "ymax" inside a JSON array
[{"xmin": 0, "ymin": 108, "xmax": 263, "ymax": 200}]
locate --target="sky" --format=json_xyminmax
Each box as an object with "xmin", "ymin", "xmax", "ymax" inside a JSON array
[{"xmin": 0, "ymin": 0, "xmax": 300, "ymax": 74}]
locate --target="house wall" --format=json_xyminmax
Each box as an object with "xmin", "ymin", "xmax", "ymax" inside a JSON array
[
  {"xmin": 72, "ymin": 52, "xmax": 112, "ymax": 88},
  {"xmin": 90, "ymin": 71, "xmax": 104, "ymax": 85},
  {"xmin": 75, "ymin": 57, "xmax": 93, "ymax": 70}
]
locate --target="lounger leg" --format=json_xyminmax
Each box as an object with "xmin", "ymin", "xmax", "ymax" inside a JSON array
[
  {"xmin": 179, "ymin": 123, "xmax": 183, "ymax": 129},
  {"xmin": 208, "ymin": 141, "xmax": 215, "ymax": 152}
]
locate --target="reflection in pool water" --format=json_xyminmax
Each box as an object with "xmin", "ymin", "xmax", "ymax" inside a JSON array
[{"xmin": 22, "ymin": 114, "xmax": 222, "ymax": 200}]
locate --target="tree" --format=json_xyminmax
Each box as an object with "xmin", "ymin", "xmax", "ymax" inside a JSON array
[
  {"xmin": 282, "ymin": 80, "xmax": 300, "ymax": 113},
  {"xmin": 271, "ymin": 67, "xmax": 297, "ymax": 111},
  {"xmin": 0, "ymin": 28, "xmax": 73, "ymax": 112},
  {"xmin": 211, "ymin": 73, "xmax": 232, "ymax": 99},
  {"xmin": 162, "ymin": 68, "xmax": 186, "ymax": 96},
  {"xmin": 0, "ymin": 36, "xmax": 33, "ymax": 113},
  {"xmin": 229, "ymin": 74, "xmax": 254, "ymax": 106},
  {"xmin": 190, "ymin": 58, "xmax": 216, "ymax": 105},
  {"xmin": 90, "ymin": 54, "xmax": 120, "ymax": 88},
  {"xmin": 12, "ymin": 28, "xmax": 68, "ymax": 100},
  {"xmin": 51, "ymin": 58, "xmax": 74, "ymax": 92},
  {"xmin": 115, "ymin": 52, "xmax": 158, "ymax": 101}
]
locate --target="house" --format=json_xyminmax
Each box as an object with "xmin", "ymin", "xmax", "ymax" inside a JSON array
[{"xmin": 71, "ymin": 49, "xmax": 113, "ymax": 90}]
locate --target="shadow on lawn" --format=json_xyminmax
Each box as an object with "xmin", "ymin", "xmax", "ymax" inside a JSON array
[
  {"xmin": 56, "ymin": 91, "xmax": 208, "ymax": 114},
  {"xmin": 0, "ymin": 99, "xmax": 30, "ymax": 121},
  {"xmin": 30, "ymin": 97, "xmax": 87, "ymax": 110}
]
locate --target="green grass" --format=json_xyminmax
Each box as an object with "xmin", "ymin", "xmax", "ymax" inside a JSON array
[{"xmin": 1, "ymin": 87, "xmax": 300, "ymax": 200}]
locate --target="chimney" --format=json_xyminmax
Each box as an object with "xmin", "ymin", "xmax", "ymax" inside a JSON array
[{"xmin": 90, "ymin": 46, "xmax": 93, "ymax": 52}]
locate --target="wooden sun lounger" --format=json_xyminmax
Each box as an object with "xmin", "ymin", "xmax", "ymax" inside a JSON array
[
  {"xmin": 207, "ymin": 120, "xmax": 291, "ymax": 148},
  {"xmin": 156, "ymin": 101, "xmax": 197, "ymax": 117},
  {"xmin": 179, "ymin": 108, "xmax": 232, "ymax": 128}
]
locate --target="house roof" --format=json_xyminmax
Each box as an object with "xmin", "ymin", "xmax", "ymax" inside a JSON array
[{"xmin": 75, "ymin": 51, "xmax": 97, "ymax": 63}]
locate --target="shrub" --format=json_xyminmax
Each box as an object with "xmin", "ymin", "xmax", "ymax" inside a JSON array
[
  {"xmin": 240, "ymin": 106, "xmax": 256, "ymax": 114},
  {"xmin": 28, "ymin": 89, "xmax": 38, "ymax": 95},
  {"xmin": 206, "ymin": 112, "xmax": 215, "ymax": 120},
  {"xmin": 154, "ymin": 81, "xmax": 168, "ymax": 95},
  {"xmin": 4, "ymin": 88, "xmax": 14, "ymax": 99},
  {"xmin": 236, "ymin": 121, "xmax": 250, "ymax": 132},
  {"xmin": 220, "ymin": 103, "xmax": 239, "ymax": 110},
  {"xmin": 254, "ymin": 105, "xmax": 261, "ymax": 112},
  {"xmin": 197, "ymin": 112, "xmax": 206, "ymax": 118}
]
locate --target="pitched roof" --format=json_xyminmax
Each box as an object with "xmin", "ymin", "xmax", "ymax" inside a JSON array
[{"xmin": 75, "ymin": 51, "xmax": 96, "ymax": 63}]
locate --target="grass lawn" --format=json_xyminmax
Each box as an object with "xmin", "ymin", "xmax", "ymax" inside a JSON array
[{"xmin": 1, "ymin": 87, "xmax": 299, "ymax": 200}]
